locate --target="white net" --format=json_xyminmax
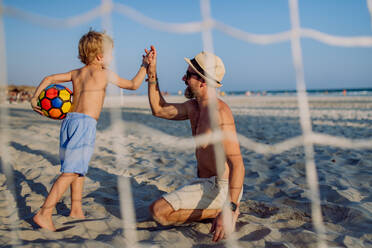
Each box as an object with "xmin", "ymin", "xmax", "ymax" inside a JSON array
[{"xmin": 1, "ymin": 0, "xmax": 372, "ymax": 247}]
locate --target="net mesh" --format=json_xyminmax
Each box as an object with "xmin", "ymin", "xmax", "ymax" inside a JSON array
[{"xmin": 1, "ymin": 0, "xmax": 372, "ymax": 247}]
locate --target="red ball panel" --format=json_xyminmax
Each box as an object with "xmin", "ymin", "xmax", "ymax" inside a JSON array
[
  {"xmin": 45, "ymin": 88, "xmax": 58, "ymax": 99},
  {"xmin": 40, "ymin": 98, "xmax": 52, "ymax": 111}
]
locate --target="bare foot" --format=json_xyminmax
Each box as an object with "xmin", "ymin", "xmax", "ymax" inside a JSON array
[
  {"xmin": 69, "ymin": 210, "xmax": 85, "ymax": 219},
  {"xmin": 33, "ymin": 212, "xmax": 56, "ymax": 231}
]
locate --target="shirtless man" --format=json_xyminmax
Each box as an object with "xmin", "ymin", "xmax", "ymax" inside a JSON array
[{"xmin": 146, "ymin": 46, "xmax": 245, "ymax": 242}]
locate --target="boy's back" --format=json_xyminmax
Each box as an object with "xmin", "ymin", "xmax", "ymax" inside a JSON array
[{"xmin": 70, "ymin": 64, "xmax": 108, "ymax": 120}]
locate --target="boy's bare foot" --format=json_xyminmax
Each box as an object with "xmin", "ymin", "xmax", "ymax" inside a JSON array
[
  {"xmin": 69, "ymin": 210, "xmax": 85, "ymax": 219},
  {"xmin": 33, "ymin": 212, "xmax": 56, "ymax": 231}
]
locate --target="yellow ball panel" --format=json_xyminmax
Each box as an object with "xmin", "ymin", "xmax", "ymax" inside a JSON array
[
  {"xmin": 42, "ymin": 109, "xmax": 49, "ymax": 117},
  {"xmin": 61, "ymin": 102, "xmax": 72, "ymax": 113},
  {"xmin": 59, "ymin": 89, "xmax": 71, "ymax": 101},
  {"xmin": 39, "ymin": 90, "xmax": 45, "ymax": 100}
]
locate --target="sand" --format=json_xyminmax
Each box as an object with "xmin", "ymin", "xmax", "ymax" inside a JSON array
[{"xmin": 0, "ymin": 95, "xmax": 371, "ymax": 247}]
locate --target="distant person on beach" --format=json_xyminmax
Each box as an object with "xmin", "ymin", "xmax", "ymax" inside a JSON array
[
  {"xmin": 30, "ymin": 30, "xmax": 152, "ymax": 231},
  {"xmin": 146, "ymin": 46, "xmax": 245, "ymax": 242}
]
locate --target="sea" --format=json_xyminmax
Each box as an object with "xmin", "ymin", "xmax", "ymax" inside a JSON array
[{"xmin": 224, "ymin": 87, "xmax": 372, "ymax": 97}]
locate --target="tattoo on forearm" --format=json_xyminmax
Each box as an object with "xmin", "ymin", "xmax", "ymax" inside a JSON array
[
  {"xmin": 220, "ymin": 123, "xmax": 235, "ymax": 127},
  {"xmin": 225, "ymin": 153, "xmax": 243, "ymax": 157}
]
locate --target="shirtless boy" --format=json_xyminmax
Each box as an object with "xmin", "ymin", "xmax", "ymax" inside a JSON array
[{"xmin": 30, "ymin": 30, "xmax": 152, "ymax": 231}]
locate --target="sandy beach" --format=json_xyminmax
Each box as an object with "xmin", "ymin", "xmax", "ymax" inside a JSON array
[{"xmin": 0, "ymin": 95, "xmax": 371, "ymax": 247}]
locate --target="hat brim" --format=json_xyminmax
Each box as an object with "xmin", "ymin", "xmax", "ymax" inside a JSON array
[{"xmin": 184, "ymin": 58, "xmax": 222, "ymax": 88}]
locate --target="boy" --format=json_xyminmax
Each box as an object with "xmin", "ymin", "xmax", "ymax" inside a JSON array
[{"xmin": 30, "ymin": 30, "xmax": 151, "ymax": 231}]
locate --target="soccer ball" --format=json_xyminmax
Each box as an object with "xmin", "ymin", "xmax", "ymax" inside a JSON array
[{"xmin": 38, "ymin": 84, "xmax": 73, "ymax": 120}]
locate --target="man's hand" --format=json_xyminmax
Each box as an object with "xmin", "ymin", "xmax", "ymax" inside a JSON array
[
  {"xmin": 30, "ymin": 97, "xmax": 43, "ymax": 115},
  {"xmin": 210, "ymin": 208, "xmax": 239, "ymax": 242},
  {"xmin": 145, "ymin": 45, "xmax": 157, "ymax": 82}
]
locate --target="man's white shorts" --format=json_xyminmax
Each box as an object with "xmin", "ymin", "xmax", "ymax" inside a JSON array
[{"xmin": 162, "ymin": 176, "xmax": 243, "ymax": 211}]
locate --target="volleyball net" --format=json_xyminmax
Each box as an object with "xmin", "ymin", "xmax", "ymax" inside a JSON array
[{"xmin": 1, "ymin": 0, "xmax": 372, "ymax": 247}]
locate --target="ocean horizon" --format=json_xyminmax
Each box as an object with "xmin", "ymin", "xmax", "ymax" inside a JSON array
[
  {"xmin": 225, "ymin": 87, "xmax": 372, "ymax": 97},
  {"xmin": 147, "ymin": 87, "xmax": 372, "ymax": 96},
  {"xmin": 157, "ymin": 87, "xmax": 372, "ymax": 97}
]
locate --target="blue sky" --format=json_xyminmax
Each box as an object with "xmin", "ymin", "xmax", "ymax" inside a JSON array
[{"xmin": 3, "ymin": 0, "xmax": 372, "ymax": 94}]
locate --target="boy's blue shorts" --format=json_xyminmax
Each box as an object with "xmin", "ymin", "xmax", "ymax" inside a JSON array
[{"xmin": 59, "ymin": 112, "xmax": 97, "ymax": 176}]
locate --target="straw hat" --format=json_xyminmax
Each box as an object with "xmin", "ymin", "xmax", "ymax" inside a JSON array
[{"xmin": 184, "ymin": 51, "xmax": 225, "ymax": 88}]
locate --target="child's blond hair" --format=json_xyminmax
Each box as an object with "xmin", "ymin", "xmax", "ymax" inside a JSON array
[{"xmin": 78, "ymin": 30, "xmax": 113, "ymax": 65}]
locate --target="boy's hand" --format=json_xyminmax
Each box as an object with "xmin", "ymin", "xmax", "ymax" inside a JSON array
[
  {"xmin": 30, "ymin": 97, "xmax": 43, "ymax": 115},
  {"xmin": 142, "ymin": 50, "xmax": 151, "ymax": 69}
]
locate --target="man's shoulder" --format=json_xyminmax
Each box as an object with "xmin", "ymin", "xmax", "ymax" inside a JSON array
[
  {"xmin": 185, "ymin": 99, "xmax": 198, "ymax": 109},
  {"xmin": 218, "ymin": 98, "xmax": 232, "ymax": 112},
  {"xmin": 180, "ymin": 99, "xmax": 199, "ymax": 117},
  {"xmin": 217, "ymin": 98, "xmax": 234, "ymax": 121}
]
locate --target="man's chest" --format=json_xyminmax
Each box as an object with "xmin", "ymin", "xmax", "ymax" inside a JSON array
[{"xmin": 189, "ymin": 110, "xmax": 212, "ymax": 136}]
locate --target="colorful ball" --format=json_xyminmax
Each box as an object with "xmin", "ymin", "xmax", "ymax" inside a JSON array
[{"xmin": 38, "ymin": 84, "xmax": 73, "ymax": 120}]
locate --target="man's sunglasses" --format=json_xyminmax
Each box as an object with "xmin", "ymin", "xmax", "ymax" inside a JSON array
[{"xmin": 185, "ymin": 71, "xmax": 202, "ymax": 85}]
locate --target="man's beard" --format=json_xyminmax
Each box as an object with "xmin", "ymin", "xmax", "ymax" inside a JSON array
[{"xmin": 184, "ymin": 86, "xmax": 195, "ymax": 99}]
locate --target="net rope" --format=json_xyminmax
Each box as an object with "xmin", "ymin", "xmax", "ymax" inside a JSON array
[
  {"xmin": 1, "ymin": 0, "xmax": 372, "ymax": 247},
  {"xmin": 101, "ymin": 0, "xmax": 140, "ymax": 246}
]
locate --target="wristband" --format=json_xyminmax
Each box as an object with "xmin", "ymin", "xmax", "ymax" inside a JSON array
[
  {"xmin": 230, "ymin": 202, "xmax": 237, "ymax": 212},
  {"xmin": 148, "ymin": 76, "xmax": 158, "ymax": 85},
  {"xmin": 141, "ymin": 61, "xmax": 149, "ymax": 69}
]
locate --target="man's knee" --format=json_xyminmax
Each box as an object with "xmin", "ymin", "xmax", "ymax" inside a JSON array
[{"xmin": 149, "ymin": 198, "xmax": 173, "ymax": 226}]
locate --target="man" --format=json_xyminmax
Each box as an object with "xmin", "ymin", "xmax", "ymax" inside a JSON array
[{"xmin": 146, "ymin": 46, "xmax": 245, "ymax": 242}]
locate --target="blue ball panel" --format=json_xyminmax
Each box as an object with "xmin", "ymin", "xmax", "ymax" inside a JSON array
[
  {"xmin": 46, "ymin": 84, "xmax": 55, "ymax": 90},
  {"xmin": 52, "ymin": 97, "xmax": 63, "ymax": 108}
]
